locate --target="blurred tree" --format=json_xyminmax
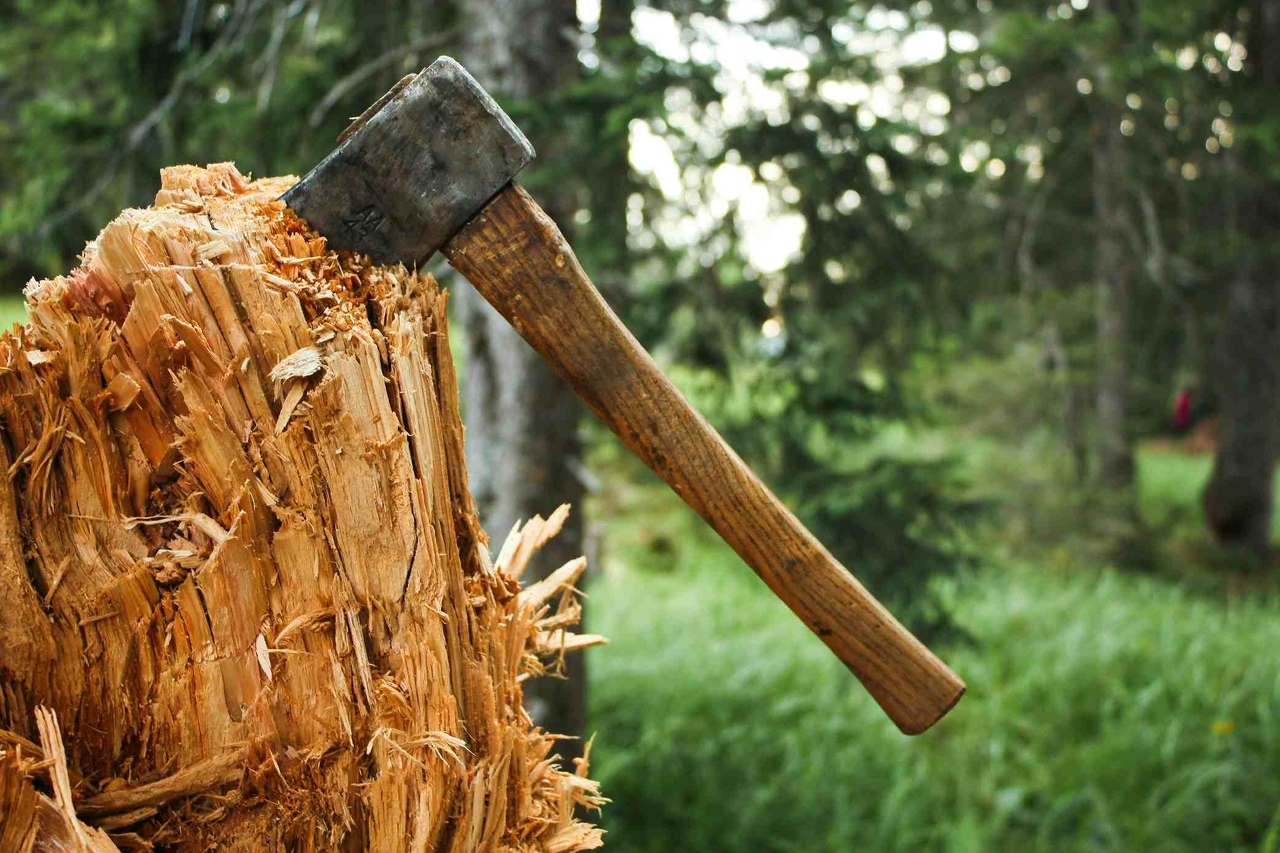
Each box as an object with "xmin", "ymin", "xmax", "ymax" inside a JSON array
[
  {"xmin": 933, "ymin": 0, "xmax": 1149, "ymax": 501},
  {"xmin": 454, "ymin": 0, "xmax": 589, "ymax": 748},
  {"xmin": 931, "ymin": 0, "xmax": 1280, "ymax": 563},
  {"xmin": 1087, "ymin": 0, "xmax": 1138, "ymax": 493},
  {"xmin": 1201, "ymin": 0, "xmax": 1280, "ymax": 564}
]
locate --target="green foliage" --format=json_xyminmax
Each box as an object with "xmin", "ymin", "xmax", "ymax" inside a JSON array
[
  {"xmin": 910, "ymin": 341, "xmax": 1132, "ymax": 566},
  {"xmin": 1139, "ymin": 450, "xmax": 1216, "ymax": 536},
  {"xmin": 9, "ymin": 0, "xmax": 1270, "ymax": 621},
  {"xmin": 913, "ymin": 336, "xmax": 1280, "ymax": 576},
  {"xmin": 597, "ymin": 1, "xmax": 987, "ymax": 633},
  {"xmin": 637, "ymin": 351, "xmax": 979, "ymax": 637},
  {"xmin": 587, "ymin": 495, "xmax": 1280, "ymax": 851},
  {"xmin": 923, "ymin": 0, "xmax": 1280, "ymax": 501},
  {"xmin": 0, "ymin": 0, "xmax": 461, "ymax": 284}
]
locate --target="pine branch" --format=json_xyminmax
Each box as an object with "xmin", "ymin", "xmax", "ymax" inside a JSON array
[
  {"xmin": 34, "ymin": 0, "xmax": 268, "ymax": 238},
  {"xmin": 306, "ymin": 31, "xmax": 459, "ymax": 130}
]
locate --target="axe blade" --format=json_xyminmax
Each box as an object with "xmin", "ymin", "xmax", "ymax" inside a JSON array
[{"xmin": 282, "ymin": 56, "xmax": 535, "ymax": 266}]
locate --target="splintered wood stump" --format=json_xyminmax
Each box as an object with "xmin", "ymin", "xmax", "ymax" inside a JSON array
[{"xmin": 0, "ymin": 164, "xmax": 605, "ymax": 852}]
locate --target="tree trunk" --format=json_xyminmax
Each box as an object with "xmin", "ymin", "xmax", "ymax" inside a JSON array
[
  {"xmin": 0, "ymin": 164, "xmax": 604, "ymax": 850},
  {"xmin": 1201, "ymin": 0, "xmax": 1280, "ymax": 564},
  {"xmin": 1203, "ymin": 254, "xmax": 1280, "ymax": 561},
  {"xmin": 1091, "ymin": 93, "xmax": 1136, "ymax": 492},
  {"xmin": 585, "ymin": 0, "xmax": 637, "ymax": 291},
  {"xmin": 1016, "ymin": 178, "xmax": 1090, "ymax": 483},
  {"xmin": 456, "ymin": 0, "xmax": 589, "ymax": 748}
]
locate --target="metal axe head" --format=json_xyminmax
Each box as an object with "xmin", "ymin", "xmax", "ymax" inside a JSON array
[{"xmin": 282, "ymin": 57, "xmax": 535, "ymax": 266}]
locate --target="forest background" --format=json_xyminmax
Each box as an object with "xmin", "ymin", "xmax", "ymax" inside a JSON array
[{"xmin": 4, "ymin": 0, "xmax": 1280, "ymax": 848}]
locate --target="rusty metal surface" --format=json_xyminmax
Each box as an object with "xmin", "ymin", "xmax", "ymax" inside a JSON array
[{"xmin": 282, "ymin": 56, "xmax": 535, "ymax": 265}]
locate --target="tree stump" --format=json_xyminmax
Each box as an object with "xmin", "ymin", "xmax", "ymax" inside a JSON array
[{"xmin": 0, "ymin": 164, "xmax": 604, "ymax": 851}]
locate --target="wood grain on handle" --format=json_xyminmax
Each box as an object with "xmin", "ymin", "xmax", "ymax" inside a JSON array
[{"xmin": 444, "ymin": 183, "xmax": 966, "ymax": 734}]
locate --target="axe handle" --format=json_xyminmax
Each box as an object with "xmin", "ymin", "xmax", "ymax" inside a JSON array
[{"xmin": 444, "ymin": 183, "xmax": 965, "ymax": 734}]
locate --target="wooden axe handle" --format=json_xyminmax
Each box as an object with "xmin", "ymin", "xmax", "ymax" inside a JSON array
[{"xmin": 444, "ymin": 183, "xmax": 965, "ymax": 734}]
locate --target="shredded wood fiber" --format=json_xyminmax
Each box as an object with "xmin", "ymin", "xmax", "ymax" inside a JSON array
[{"xmin": 0, "ymin": 163, "xmax": 605, "ymax": 851}]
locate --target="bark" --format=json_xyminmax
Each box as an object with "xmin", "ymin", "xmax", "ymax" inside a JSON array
[
  {"xmin": 589, "ymin": 0, "xmax": 638, "ymax": 290},
  {"xmin": 1201, "ymin": 0, "xmax": 1280, "ymax": 563},
  {"xmin": 1091, "ymin": 94, "xmax": 1136, "ymax": 492},
  {"xmin": 457, "ymin": 0, "xmax": 589, "ymax": 749},
  {"xmin": 1042, "ymin": 323, "xmax": 1090, "ymax": 484},
  {"xmin": 1016, "ymin": 180, "xmax": 1089, "ymax": 483},
  {"xmin": 0, "ymin": 164, "xmax": 604, "ymax": 850},
  {"xmin": 1203, "ymin": 247, "xmax": 1280, "ymax": 560}
]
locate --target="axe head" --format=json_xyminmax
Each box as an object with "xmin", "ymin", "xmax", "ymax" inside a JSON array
[{"xmin": 282, "ymin": 57, "xmax": 535, "ymax": 266}]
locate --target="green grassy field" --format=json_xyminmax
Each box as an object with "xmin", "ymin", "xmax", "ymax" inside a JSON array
[
  {"xmin": 586, "ymin": 482, "xmax": 1280, "ymax": 852},
  {"xmin": 0, "ymin": 296, "xmax": 25, "ymax": 328}
]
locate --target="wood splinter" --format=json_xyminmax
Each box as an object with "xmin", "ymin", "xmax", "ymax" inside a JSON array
[{"xmin": 0, "ymin": 163, "xmax": 605, "ymax": 851}]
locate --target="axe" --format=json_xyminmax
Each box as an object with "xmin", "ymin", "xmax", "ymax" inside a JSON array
[{"xmin": 283, "ymin": 57, "xmax": 965, "ymax": 734}]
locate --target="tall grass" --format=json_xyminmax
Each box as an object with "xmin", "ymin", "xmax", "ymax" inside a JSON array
[
  {"xmin": 586, "ymin": 513, "xmax": 1280, "ymax": 851},
  {"xmin": 0, "ymin": 296, "xmax": 25, "ymax": 328}
]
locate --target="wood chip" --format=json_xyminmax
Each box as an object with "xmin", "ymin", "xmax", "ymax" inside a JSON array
[{"xmin": 269, "ymin": 346, "xmax": 324, "ymax": 385}]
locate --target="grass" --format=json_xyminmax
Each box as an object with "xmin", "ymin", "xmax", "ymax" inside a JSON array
[
  {"xmin": 585, "ymin": 483, "xmax": 1280, "ymax": 852},
  {"xmin": 0, "ymin": 295, "xmax": 25, "ymax": 328},
  {"xmin": 1138, "ymin": 446, "xmax": 1280, "ymax": 545},
  {"xmin": 1137, "ymin": 448, "xmax": 1212, "ymax": 529}
]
